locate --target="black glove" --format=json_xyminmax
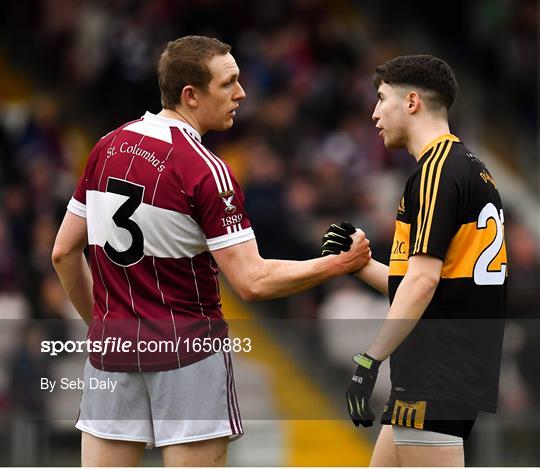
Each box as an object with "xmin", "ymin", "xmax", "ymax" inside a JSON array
[
  {"xmin": 345, "ymin": 353, "xmax": 381, "ymax": 427},
  {"xmin": 321, "ymin": 221, "xmax": 356, "ymax": 256}
]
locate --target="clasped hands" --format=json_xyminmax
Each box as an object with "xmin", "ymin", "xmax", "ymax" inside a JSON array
[{"xmin": 321, "ymin": 221, "xmax": 371, "ymax": 274}]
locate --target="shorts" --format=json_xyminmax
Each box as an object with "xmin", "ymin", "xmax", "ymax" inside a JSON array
[
  {"xmin": 75, "ymin": 351, "xmax": 243, "ymax": 448},
  {"xmin": 381, "ymin": 398, "xmax": 479, "ymax": 439},
  {"xmin": 392, "ymin": 426, "xmax": 463, "ymax": 446}
]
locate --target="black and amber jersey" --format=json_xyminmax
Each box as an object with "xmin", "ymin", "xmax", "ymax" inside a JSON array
[{"xmin": 388, "ymin": 133, "xmax": 507, "ymax": 412}]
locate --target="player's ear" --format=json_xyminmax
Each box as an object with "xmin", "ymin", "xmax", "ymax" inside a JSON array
[
  {"xmin": 180, "ymin": 85, "xmax": 198, "ymax": 109},
  {"xmin": 407, "ymin": 91, "xmax": 421, "ymax": 114}
]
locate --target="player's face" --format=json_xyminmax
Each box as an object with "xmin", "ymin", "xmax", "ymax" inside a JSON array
[
  {"xmin": 197, "ymin": 53, "xmax": 246, "ymax": 132},
  {"xmin": 372, "ymin": 82, "xmax": 409, "ymax": 149}
]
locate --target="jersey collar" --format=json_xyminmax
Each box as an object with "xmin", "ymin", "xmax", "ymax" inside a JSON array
[
  {"xmin": 419, "ymin": 133, "xmax": 460, "ymax": 159},
  {"xmin": 142, "ymin": 111, "xmax": 202, "ymax": 142}
]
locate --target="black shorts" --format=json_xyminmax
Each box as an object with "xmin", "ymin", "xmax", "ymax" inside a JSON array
[{"xmin": 381, "ymin": 398, "xmax": 479, "ymax": 439}]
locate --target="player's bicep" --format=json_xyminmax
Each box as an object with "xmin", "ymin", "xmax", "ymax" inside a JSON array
[
  {"xmin": 211, "ymin": 239, "xmax": 263, "ymax": 296},
  {"xmin": 406, "ymin": 254, "xmax": 442, "ymax": 283}
]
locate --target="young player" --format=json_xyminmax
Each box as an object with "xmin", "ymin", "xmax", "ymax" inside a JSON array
[{"xmin": 322, "ymin": 55, "xmax": 507, "ymax": 467}]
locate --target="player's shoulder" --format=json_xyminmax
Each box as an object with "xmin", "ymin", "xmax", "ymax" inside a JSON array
[
  {"xmin": 91, "ymin": 118, "xmax": 143, "ymax": 153},
  {"xmin": 174, "ymin": 130, "xmax": 231, "ymax": 179},
  {"xmin": 447, "ymin": 139, "xmax": 474, "ymax": 162},
  {"xmin": 410, "ymin": 136, "xmax": 471, "ymax": 189},
  {"xmin": 444, "ymin": 140, "xmax": 490, "ymax": 181},
  {"xmin": 444, "ymin": 140, "xmax": 470, "ymax": 169},
  {"xmin": 453, "ymin": 143, "xmax": 486, "ymax": 170},
  {"xmin": 172, "ymin": 126, "xmax": 221, "ymax": 164},
  {"xmin": 430, "ymin": 137, "xmax": 483, "ymax": 182},
  {"xmin": 103, "ymin": 113, "xmax": 192, "ymax": 148}
]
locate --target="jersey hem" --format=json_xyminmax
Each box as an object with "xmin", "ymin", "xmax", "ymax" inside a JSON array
[
  {"xmin": 410, "ymin": 247, "xmax": 446, "ymax": 261},
  {"xmin": 389, "ymin": 390, "xmax": 496, "ymax": 413},
  {"xmin": 89, "ymin": 349, "xmax": 215, "ymax": 372}
]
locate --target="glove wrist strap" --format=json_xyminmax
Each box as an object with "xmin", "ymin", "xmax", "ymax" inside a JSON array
[{"xmin": 353, "ymin": 352, "xmax": 382, "ymax": 372}]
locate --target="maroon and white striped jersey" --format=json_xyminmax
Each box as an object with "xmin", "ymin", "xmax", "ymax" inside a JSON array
[{"xmin": 67, "ymin": 112, "xmax": 254, "ymax": 372}]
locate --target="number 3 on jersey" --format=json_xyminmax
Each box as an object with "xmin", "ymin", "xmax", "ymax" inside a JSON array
[
  {"xmin": 473, "ymin": 202, "xmax": 507, "ymax": 286},
  {"xmin": 104, "ymin": 177, "xmax": 145, "ymax": 267}
]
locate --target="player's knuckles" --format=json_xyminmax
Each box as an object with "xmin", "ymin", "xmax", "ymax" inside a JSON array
[
  {"xmin": 351, "ymin": 232, "xmax": 366, "ymax": 243},
  {"xmin": 355, "ymin": 240, "xmax": 370, "ymax": 255},
  {"xmin": 350, "ymin": 236, "xmax": 362, "ymax": 246}
]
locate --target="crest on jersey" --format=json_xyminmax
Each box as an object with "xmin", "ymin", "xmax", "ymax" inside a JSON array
[{"xmin": 220, "ymin": 190, "xmax": 237, "ymax": 214}]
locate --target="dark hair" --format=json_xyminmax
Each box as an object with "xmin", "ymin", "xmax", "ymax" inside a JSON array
[
  {"xmin": 373, "ymin": 55, "xmax": 458, "ymax": 111},
  {"xmin": 158, "ymin": 35, "xmax": 231, "ymax": 109}
]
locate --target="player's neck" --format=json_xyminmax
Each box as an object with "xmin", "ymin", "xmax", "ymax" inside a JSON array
[
  {"xmin": 408, "ymin": 119, "xmax": 451, "ymax": 161},
  {"xmin": 158, "ymin": 108, "xmax": 205, "ymax": 136}
]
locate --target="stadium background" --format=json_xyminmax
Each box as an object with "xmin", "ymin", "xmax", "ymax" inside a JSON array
[{"xmin": 0, "ymin": 0, "xmax": 538, "ymax": 466}]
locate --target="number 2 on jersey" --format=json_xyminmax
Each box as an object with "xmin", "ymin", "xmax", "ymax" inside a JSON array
[
  {"xmin": 473, "ymin": 202, "xmax": 506, "ymax": 285},
  {"xmin": 104, "ymin": 177, "xmax": 145, "ymax": 267}
]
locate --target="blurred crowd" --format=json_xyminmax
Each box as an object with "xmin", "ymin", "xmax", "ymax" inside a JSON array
[{"xmin": 0, "ymin": 0, "xmax": 539, "ymax": 464}]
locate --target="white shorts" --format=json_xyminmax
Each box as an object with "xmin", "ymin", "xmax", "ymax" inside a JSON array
[
  {"xmin": 76, "ymin": 351, "xmax": 243, "ymax": 448},
  {"xmin": 393, "ymin": 426, "xmax": 463, "ymax": 446}
]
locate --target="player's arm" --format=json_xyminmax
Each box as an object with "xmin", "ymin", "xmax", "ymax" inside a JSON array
[
  {"xmin": 365, "ymin": 150, "xmax": 464, "ymax": 360},
  {"xmin": 353, "ymin": 259, "xmax": 389, "ymax": 297},
  {"xmin": 321, "ymin": 222, "xmax": 389, "ymax": 296},
  {"xmin": 366, "ymin": 253, "xmax": 442, "ymax": 361},
  {"xmin": 344, "ymin": 253, "xmax": 441, "ymax": 427},
  {"xmin": 211, "ymin": 232, "xmax": 370, "ymax": 301},
  {"xmin": 51, "ymin": 211, "xmax": 93, "ymax": 325}
]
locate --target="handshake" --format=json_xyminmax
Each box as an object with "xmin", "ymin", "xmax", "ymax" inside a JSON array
[{"xmin": 320, "ymin": 221, "xmax": 371, "ymax": 274}]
